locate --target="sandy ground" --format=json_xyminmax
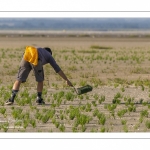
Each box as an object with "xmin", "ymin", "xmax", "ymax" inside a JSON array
[{"xmin": 1, "ymin": 35, "xmax": 150, "ymax": 132}]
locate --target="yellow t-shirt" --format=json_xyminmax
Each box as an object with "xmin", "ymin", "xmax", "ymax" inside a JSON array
[{"xmin": 23, "ymin": 46, "xmax": 38, "ymax": 66}]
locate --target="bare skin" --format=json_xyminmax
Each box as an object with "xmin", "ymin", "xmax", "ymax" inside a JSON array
[
  {"xmin": 12, "ymin": 80, "xmax": 21, "ymax": 90},
  {"xmin": 37, "ymin": 82, "xmax": 43, "ymax": 92},
  {"xmin": 57, "ymin": 70, "xmax": 73, "ymax": 87}
]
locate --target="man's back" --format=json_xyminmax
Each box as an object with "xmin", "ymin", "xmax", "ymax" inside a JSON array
[{"xmin": 37, "ymin": 47, "xmax": 61, "ymax": 73}]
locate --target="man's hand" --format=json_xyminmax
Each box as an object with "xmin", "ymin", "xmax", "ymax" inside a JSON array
[{"xmin": 66, "ymin": 79, "xmax": 73, "ymax": 87}]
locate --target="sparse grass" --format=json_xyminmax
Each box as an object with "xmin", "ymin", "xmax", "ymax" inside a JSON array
[{"xmin": 1, "ymin": 37, "xmax": 150, "ymax": 132}]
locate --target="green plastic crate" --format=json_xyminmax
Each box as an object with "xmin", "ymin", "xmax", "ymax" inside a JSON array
[{"xmin": 77, "ymin": 85, "xmax": 93, "ymax": 95}]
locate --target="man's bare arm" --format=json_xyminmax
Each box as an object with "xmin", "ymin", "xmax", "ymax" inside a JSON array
[{"xmin": 57, "ymin": 70, "xmax": 73, "ymax": 86}]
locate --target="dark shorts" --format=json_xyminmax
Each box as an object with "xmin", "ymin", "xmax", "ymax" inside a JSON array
[{"xmin": 17, "ymin": 58, "xmax": 44, "ymax": 82}]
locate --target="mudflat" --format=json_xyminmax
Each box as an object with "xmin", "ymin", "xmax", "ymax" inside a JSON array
[{"xmin": 0, "ymin": 35, "xmax": 150, "ymax": 132}]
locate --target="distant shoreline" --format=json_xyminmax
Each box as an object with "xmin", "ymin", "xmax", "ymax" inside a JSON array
[{"xmin": 1, "ymin": 30, "xmax": 150, "ymax": 38}]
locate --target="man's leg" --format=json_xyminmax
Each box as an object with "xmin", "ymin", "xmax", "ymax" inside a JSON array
[
  {"xmin": 37, "ymin": 81, "xmax": 43, "ymax": 93},
  {"xmin": 5, "ymin": 57, "xmax": 31, "ymax": 105},
  {"xmin": 36, "ymin": 81, "xmax": 45, "ymax": 105},
  {"xmin": 12, "ymin": 80, "xmax": 22, "ymax": 90},
  {"xmin": 31, "ymin": 60, "xmax": 45, "ymax": 105},
  {"xmin": 37, "ymin": 81, "xmax": 43, "ymax": 99},
  {"xmin": 5, "ymin": 80, "xmax": 22, "ymax": 105}
]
